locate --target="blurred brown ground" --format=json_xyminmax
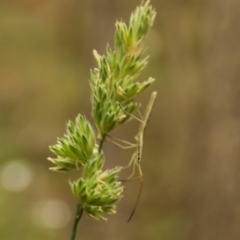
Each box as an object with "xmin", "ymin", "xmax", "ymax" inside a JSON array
[{"xmin": 1, "ymin": 0, "xmax": 240, "ymax": 239}]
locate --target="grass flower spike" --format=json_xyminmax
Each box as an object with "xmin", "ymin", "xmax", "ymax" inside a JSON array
[
  {"xmin": 48, "ymin": 114, "xmax": 97, "ymax": 171},
  {"xmin": 48, "ymin": 1, "xmax": 156, "ymax": 239},
  {"xmin": 91, "ymin": 1, "xmax": 156, "ymax": 137},
  {"xmin": 70, "ymin": 154, "xmax": 123, "ymax": 221}
]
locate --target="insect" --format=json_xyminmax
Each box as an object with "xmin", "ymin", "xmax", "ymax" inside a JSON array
[{"xmin": 109, "ymin": 91, "xmax": 157, "ymax": 221}]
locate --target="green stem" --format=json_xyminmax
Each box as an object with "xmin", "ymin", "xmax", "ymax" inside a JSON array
[
  {"xmin": 98, "ymin": 134, "xmax": 106, "ymax": 153},
  {"xmin": 70, "ymin": 203, "xmax": 83, "ymax": 240},
  {"xmin": 69, "ymin": 133, "xmax": 106, "ymax": 240}
]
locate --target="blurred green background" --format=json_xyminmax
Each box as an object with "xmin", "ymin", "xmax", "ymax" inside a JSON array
[{"xmin": 1, "ymin": 0, "xmax": 240, "ymax": 239}]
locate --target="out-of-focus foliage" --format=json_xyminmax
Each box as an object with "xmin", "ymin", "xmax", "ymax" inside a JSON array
[{"xmin": 1, "ymin": 0, "xmax": 240, "ymax": 240}]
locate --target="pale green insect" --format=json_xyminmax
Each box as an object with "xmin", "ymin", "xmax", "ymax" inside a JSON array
[{"xmin": 109, "ymin": 91, "xmax": 157, "ymax": 221}]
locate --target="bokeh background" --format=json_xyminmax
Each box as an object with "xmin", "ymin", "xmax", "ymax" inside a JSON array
[{"xmin": 1, "ymin": 0, "xmax": 240, "ymax": 239}]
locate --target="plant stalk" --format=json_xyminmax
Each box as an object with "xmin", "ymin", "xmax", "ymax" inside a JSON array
[{"xmin": 70, "ymin": 203, "xmax": 83, "ymax": 240}]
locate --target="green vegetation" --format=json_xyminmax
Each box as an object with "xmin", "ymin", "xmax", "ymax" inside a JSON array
[{"xmin": 48, "ymin": 1, "xmax": 156, "ymax": 239}]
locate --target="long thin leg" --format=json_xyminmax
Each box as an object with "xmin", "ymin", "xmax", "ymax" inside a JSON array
[
  {"xmin": 123, "ymin": 152, "xmax": 137, "ymax": 173},
  {"xmin": 106, "ymin": 135, "xmax": 136, "ymax": 149},
  {"xmin": 127, "ymin": 164, "xmax": 143, "ymax": 222},
  {"xmin": 119, "ymin": 103, "xmax": 144, "ymax": 123}
]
